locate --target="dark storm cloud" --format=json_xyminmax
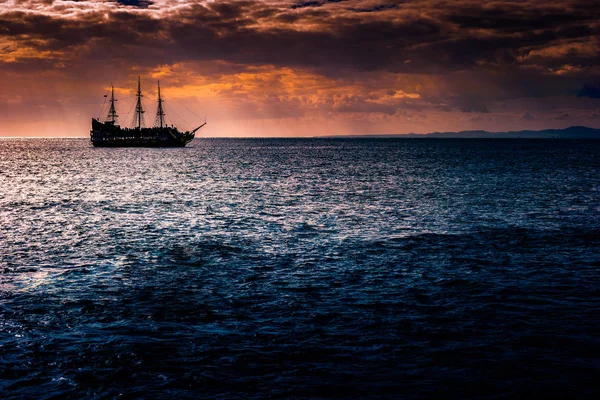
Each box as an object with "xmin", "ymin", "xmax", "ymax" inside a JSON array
[
  {"xmin": 446, "ymin": 6, "xmax": 590, "ymax": 32},
  {"xmin": 351, "ymin": 3, "xmax": 398, "ymax": 13},
  {"xmin": 2, "ymin": 0, "xmax": 598, "ymax": 75},
  {"xmin": 520, "ymin": 111, "xmax": 535, "ymax": 121},
  {"xmin": 292, "ymin": 1, "xmax": 322, "ymax": 9},
  {"xmin": 1, "ymin": 0, "xmax": 599, "ymax": 117},
  {"xmin": 291, "ymin": 0, "xmax": 343, "ymax": 9},
  {"xmin": 156, "ymin": 5, "xmax": 447, "ymax": 75},
  {"xmin": 18, "ymin": 2, "xmax": 600, "ymax": 76},
  {"xmin": 456, "ymin": 95, "xmax": 491, "ymax": 114},
  {"xmin": 0, "ymin": 10, "xmax": 163, "ymax": 48},
  {"xmin": 114, "ymin": 0, "xmax": 153, "ymax": 8}
]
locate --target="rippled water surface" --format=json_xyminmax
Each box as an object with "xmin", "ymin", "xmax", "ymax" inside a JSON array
[{"xmin": 1, "ymin": 138, "xmax": 599, "ymax": 399}]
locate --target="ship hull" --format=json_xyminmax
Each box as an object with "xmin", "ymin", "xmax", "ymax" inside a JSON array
[
  {"xmin": 90, "ymin": 119, "xmax": 194, "ymax": 148},
  {"xmin": 91, "ymin": 141, "xmax": 188, "ymax": 148}
]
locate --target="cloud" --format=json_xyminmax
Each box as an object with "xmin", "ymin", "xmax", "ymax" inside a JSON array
[
  {"xmin": 520, "ymin": 111, "xmax": 535, "ymax": 121},
  {"xmin": 1, "ymin": 0, "xmax": 600, "ymax": 136},
  {"xmin": 2, "ymin": 0, "xmax": 597, "ymax": 77},
  {"xmin": 115, "ymin": 0, "xmax": 153, "ymax": 8},
  {"xmin": 454, "ymin": 94, "xmax": 490, "ymax": 113}
]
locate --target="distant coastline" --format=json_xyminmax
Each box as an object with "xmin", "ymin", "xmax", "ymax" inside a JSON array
[
  {"xmin": 321, "ymin": 126, "xmax": 600, "ymax": 139},
  {"xmin": 2, "ymin": 125, "xmax": 600, "ymax": 139}
]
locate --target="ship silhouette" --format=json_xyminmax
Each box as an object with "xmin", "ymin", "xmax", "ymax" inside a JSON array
[{"xmin": 90, "ymin": 77, "xmax": 206, "ymax": 147}]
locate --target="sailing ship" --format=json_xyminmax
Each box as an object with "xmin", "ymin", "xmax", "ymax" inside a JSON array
[{"xmin": 90, "ymin": 77, "xmax": 206, "ymax": 147}]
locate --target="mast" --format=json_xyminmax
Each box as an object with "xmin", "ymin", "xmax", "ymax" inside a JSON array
[
  {"xmin": 155, "ymin": 80, "xmax": 165, "ymax": 129},
  {"xmin": 106, "ymin": 84, "xmax": 118, "ymax": 124},
  {"xmin": 132, "ymin": 76, "xmax": 145, "ymax": 129}
]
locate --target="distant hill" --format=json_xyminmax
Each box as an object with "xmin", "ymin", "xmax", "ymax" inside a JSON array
[{"xmin": 322, "ymin": 126, "xmax": 600, "ymax": 139}]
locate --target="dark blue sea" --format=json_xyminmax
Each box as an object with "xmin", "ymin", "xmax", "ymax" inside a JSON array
[{"xmin": 1, "ymin": 138, "xmax": 599, "ymax": 399}]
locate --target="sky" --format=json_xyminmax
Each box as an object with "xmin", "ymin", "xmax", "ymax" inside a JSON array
[{"xmin": 1, "ymin": 0, "xmax": 599, "ymax": 137}]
